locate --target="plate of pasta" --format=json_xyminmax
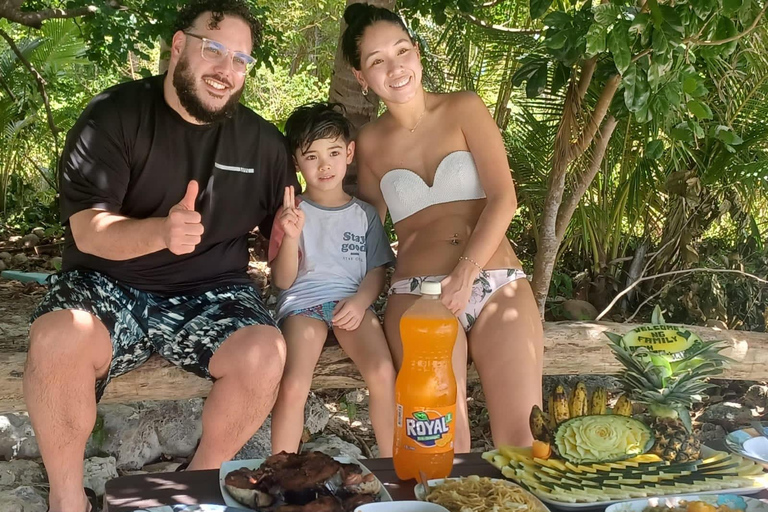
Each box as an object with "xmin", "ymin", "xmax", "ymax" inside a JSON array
[{"xmin": 414, "ymin": 475, "xmax": 551, "ymax": 512}]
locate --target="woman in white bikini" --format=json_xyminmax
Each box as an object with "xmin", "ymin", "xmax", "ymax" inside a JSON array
[{"xmin": 342, "ymin": 3, "xmax": 544, "ymax": 451}]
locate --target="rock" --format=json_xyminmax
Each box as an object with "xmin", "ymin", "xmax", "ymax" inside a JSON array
[
  {"xmin": 153, "ymin": 399, "xmax": 203, "ymax": 457},
  {"xmin": 0, "ymin": 260, "xmax": 5, "ymax": 272},
  {"xmin": 8, "ymin": 236, "xmax": 21, "ymax": 244},
  {"xmin": 93, "ymin": 400, "xmax": 205, "ymax": 470},
  {"xmin": 48, "ymin": 257, "xmax": 62, "ymax": 271},
  {"xmin": 699, "ymin": 402, "xmax": 754, "ymax": 429},
  {"xmin": 0, "ymin": 486, "xmax": 47, "ymax": 512},
  {"xmin": 233, "ymin": 419, "xmax": 271, "ymax": 460},
  {"xmin": 0, "ymin": 460, "xmax": 45, "ymax": 488},
  {"xmin": 561, "ymin": 300, "xmax": 599, "ymax": 321},
  {"xmin": 20, "ymin": 235, "xmax": 39, "ymax": 249},
  {"xmin": 302, "ymin": 436, "xmax": 363, "ymax": 460},
  {"xmin": 83, "ymin": 457, "xmax": 118, "ymax": 496},
  {"xmin": 0, "ymin": 414, "xmax": 40, "ymax": 460},
  {"xmin": 304, "ymin": 393, "xmax": 330, "ymax": 435},
  {"xmin": 697, "ymin": 423, "xmax": 726, "ymax": 444},
  {"xmin": 345, "ymin": 390, "xmax": 366, "ymax": 405},
  {"xmin": 0, "ymin": 252, "xmax": 11, "ymax": 263},
  {"xmin": 31, "ymin": 228, "xmax": 45, "ymax": 240},
  {"xmin": 96, "ymin": 404, "xmax": 162, "ymax": 470},
  {"xmin": 12, "ymin": 254, "xmax": 28, "ymax": 266},
  {"xmin": 1, "ymin": 400, "xmax": 207, "ymax": 471},
  {"xmin": 744, "ymin": 384, "xmax": 768, "ymax": 409}
]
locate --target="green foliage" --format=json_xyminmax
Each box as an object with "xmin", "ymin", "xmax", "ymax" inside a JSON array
[
  {"xmin": 549, "ymin": 270, "xmax": 575, "ymax": 299},
  {"xmin": 658, "ymin": 246, "xmax": 768, "ymax": 331},
  {"xmin": 1, "ymin": 0, "xmax": 342, "ymax": 229},
  {"xmin": 2, "ymin": 0, "xmax": 768, "ymax": 329},
  {"xmin": 511, "ymin": 0, "xmax": 765, "ymax": 133},
  {"xmin": 243, "ymin": 64, "xmax": 329, "ymax": 126},
  {"xmin": 64, "ymin": 1, "xmax": 280, "ymax": 72},
  {"xmin": 0, "ymin": 18, "xmax": 92, "ymax": 221}
]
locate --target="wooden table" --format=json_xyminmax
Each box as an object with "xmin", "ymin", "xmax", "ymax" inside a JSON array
[
  {"xmin": 105, "ymin": 453, "xmax": 498, "ymax": 511},
  {"xmin": 105, "ymin": 452, "xmax": 768, "ymax": 512}
]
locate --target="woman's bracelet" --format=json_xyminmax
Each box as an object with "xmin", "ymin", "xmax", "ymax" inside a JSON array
[{"xmin": 458, "ymin": 255, "xmax": 487, "ymax": 276}]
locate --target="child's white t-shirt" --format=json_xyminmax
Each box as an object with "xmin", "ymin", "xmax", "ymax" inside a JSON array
[{"xmin": 268, "ymin": 196, "xmax": 395, "ymax": 322}]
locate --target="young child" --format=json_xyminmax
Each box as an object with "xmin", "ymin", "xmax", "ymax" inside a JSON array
[{"xmin": 269, "ymin": 102, "xmax": 397, "ymax": 455}]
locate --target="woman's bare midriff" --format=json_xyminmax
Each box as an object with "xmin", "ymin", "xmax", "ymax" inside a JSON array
[{"xmin": 391, "ymin": 198, "xmax": 522, "ymax": 282}]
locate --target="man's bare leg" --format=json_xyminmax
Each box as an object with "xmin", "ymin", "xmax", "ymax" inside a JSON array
[
  {"xmin": 24, "ymin": 310, "xmax": 113, "ymax": 512},
  {"xmin": 187, "ymin": 325, "xmax": 286, "ymax": 469}
]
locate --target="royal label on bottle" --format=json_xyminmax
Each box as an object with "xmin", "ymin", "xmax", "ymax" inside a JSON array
[{"xmin": 396, "ymin": 404, "xmax": 455, "ymax": 452}]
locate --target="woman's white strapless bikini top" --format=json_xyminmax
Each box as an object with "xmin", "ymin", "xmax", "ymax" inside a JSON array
[{"xmin": 379, "ymin": 150, "xmax": 487, "ymax": 224}]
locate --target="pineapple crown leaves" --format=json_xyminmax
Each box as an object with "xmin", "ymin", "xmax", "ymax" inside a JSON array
[{"xmin": 606, "ymin": 328, "xmax": 732, "ymax": 409}]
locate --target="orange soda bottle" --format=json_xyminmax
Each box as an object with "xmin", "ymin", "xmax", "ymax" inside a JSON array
[{"xmin": 393, "ymin": 281, "xmax": 459, "ymax": 481}]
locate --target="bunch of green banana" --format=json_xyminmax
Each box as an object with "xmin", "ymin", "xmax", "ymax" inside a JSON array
[
  {"xmin": 550, "ymin": 383, "xmax": 610, "ymax": 425},
  {"xmin": 530, "ymin": 382, "xmax": 633, "ymax": 442}
]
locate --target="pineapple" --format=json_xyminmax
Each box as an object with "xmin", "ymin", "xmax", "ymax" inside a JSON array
[{"xmin": 605, "ymin": 309, "xmax": 732, "ymax": 462}]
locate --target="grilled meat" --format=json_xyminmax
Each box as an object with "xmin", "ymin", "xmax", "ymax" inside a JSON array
[
  {"xmin": 224, "ymin": 451, "xmax": 380, "ymax": 510},
  {"xmin": 223, "ymin": 467, "xmax": 274, "ymax": 508},
  {"xmin": 274, "ymin": 452, "xmax": 342, "ymax": 492}
]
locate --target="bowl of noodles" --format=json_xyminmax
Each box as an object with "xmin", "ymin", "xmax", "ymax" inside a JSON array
[{"xmin": 414, "ymin": 475, "xmax": 551, "ymax": 512}]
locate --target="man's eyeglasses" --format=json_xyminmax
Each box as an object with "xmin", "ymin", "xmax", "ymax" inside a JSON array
[{"xmin": 183, "ymin": 32, "xmax": 256, "ymax": 75}]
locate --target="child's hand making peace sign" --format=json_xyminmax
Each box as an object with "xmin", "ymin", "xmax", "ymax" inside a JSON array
[{"xmin": 278, "ymin": 185, "xmax": 305, "ymax": 239}]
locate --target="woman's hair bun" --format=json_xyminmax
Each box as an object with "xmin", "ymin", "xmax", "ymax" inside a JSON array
[
  {"xmin": 341, "ymin": 3, "xmax": 412, "ymax": 69},
  {"xmin": 343, "ymin": 3, "xmax": 372, "ymax": 25}
]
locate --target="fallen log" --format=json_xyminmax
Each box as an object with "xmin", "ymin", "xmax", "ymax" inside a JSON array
[{"xmin": 2, "ymin": 321, "xmax": 767, "ymax": 413}]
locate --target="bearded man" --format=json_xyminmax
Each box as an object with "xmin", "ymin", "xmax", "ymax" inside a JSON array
[{"xmin": 23, "ymin": 2, "xmax": 298, "ymax": 511}]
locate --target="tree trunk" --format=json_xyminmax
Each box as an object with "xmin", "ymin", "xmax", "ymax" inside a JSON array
[
  {"xmin": 327, "ymin": 0, "xmax": 395, "ymax": 191},
  {"xmin": 530, "ymin": 71, "xmax": 622, "ymax": 317},
  {"xmin": 4, "ymin": 321, "xmax": 768, "ymax": 412}
]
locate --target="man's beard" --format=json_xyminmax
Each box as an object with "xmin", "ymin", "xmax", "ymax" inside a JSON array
[{"xmin": 172, "ymin": 55, "xmax": 243, "ymax": 124}]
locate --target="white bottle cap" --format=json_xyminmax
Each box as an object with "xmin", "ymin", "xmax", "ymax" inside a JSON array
[{"xmin": 420, "ymin": 282, "xmax": 442, "ymax": 295}]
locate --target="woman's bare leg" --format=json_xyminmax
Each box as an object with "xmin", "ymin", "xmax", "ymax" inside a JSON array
[{"xmin": 469, "ymin": 278, "xmax": 543, "ymax": 447}]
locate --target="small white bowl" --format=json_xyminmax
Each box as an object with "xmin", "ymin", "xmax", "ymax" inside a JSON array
[
  {"xmin": 743, "ymin": 436, "xmax": 768, "ymax": 464},
  {"xmin": 355, "ymin": 501, "xmax": 450, "ymax": 512}
]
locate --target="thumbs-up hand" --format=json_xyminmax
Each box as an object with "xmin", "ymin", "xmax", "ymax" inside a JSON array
[{"xmin": 164, "ymin": 180, "xmax": 205, "ymax": 255}]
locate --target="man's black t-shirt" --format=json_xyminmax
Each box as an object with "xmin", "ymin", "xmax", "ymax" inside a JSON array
[{"xmin": 59, "ymin": 74, "xmax": 299, "ymax": 295}]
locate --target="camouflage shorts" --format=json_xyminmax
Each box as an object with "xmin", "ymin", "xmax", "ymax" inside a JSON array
[{"xmin": 30, "ymin": 270, "xmax": 277, "ymax": 401}]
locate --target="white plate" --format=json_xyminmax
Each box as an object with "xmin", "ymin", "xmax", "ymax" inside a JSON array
[
  {"xmin": 355, "ymin": 502, "xmax": 450, "ymax": 512},
  {"xmin": 725, "ymin": 422, "xmax": 768, "ymax": 468},
  {"xmin": 496, "ymin": 447, "xmax": 768, "ymax": 510},
  {"xmin": 604, "ymin": 494, "xmax": 768, "ymax": 512},
  {"xmin": 131, "ymin": 506, "xmax": 240, "ymax": 512},
  {"xmin": 219, "ymin": 456, "xmax": 392, "ymax": 509},
  {"xmin": 743, "ymin": 437, "xmax": 768, "ymax": 464},
  {"xmin": 414, "ymin": 477, "xmax": 551, "ymax": 511},
  {"xmin": 533, "ymin": 487, "xmax": 768, "ymax": 511}
]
